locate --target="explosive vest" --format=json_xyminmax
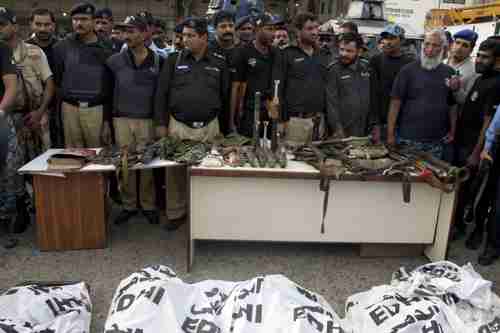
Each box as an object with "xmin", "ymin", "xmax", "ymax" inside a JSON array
[
  {"xmin": 60, "ymin": 37, "xmax": 110, "ymax": 102},
  {"xmin": 107, "ymin": 50, "xmax": 160, "ymax": 119}
]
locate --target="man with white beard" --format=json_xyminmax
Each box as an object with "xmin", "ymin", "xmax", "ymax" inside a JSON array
[{"xmin": 387, "ymin": 29, "xmax": 460, "ymax": 159}]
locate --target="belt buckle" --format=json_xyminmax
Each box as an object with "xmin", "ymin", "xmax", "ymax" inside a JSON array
[
  {"xmin": 79, "ymin": 102, "xmax": 89, "ymax": 108},
  {"xmin": 192, "ymin": 122, "xmax": 204, "ymax": 129}
]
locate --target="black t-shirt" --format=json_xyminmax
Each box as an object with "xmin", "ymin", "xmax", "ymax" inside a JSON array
[
  {"xmin": 392, "ymin": 61, "xmax": 455, "ymax": 141},
  {"xmin": 369, "ymin": 53, "xmax": 414, "ymax": 125},
  {"xmin": 233, "ymin": 43, "xmax": 276, "ymax": 110},
  {"xmin": 0, "ymin": 42, "xmax": 15, "ymax": 98},
  {"xmin": 457, "ymin": 71, "xmax": 500, "ymax": 147}
]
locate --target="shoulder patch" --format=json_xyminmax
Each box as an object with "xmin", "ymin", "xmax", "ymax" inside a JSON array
[{"xmin": 327, "ymin": 60, "xmax": 339, "ymax": 69}]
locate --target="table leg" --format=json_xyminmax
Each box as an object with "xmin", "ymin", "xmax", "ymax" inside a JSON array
[{"xmin": 424, "ymin": 189, "xmax": 458, "ymax": 261}]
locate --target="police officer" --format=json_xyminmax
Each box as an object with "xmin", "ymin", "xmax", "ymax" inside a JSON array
[
  {"xmin": 326, "ymin": 32, "xmax": 376, "ymax": 138},
  {"xmin": 173, "ymin": 22, "xmax": 185, "ymax": 52},
  {"xmin": 106, "ymin": 15, "xmax": 163, "ymax": 225},
  {"xmin": 235, "ymin": 16, "xmax": 255, "ymax": 47},
  {"xmin": 26, "ymin": 8, "xmax": 62, "ymax": 148},
  {"xmin": 95, "ymin": 8, "xmax": 124, "ymax": 54},
  {"xmin": 154, "ymin": 17, "xmax": 229, "ymax": 227},
  {"xmin": 274, "ymin": 12, "xmax": 328, "ymax": 144},
  {"xmin": 0, "ymin": 7, "xmax": 55, "ymax": 160},
  {"xmin": 210, "ymin": 10, "xmax": 237, "ymax": 134},
  {"xmin": 0, "ymin": 40, "xmax": 29, "ymax": 242},
  {"xmin": 231, "ymin": 13, "xmax": 277, "ymax": 136},
  {"xmin": 53, "ymin": 2, "xmax": 113, "ymax": 148}
]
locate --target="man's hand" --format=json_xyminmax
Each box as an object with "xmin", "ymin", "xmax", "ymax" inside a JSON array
[
  {"xmin": 443, "ymin": 132, "xmax": 454, "ymax": 144},
  {"xmin": 155, "ymin": 125, "xmax": 167, "ymax": 139},
  {"xmin": 278, "ymin": 121, "xmax": 288, "ymax": 137},
  {"xmin": 100, "ymin": 121, "xmax": 112, "ymax": 146},
  {"xmin": 466, "ymin": 150, "xmax": 480, "ymax": 167},
  {"xmin": 23, "ymin": 109, "xmax": 44, "ymax": 129},
  {"xmin": 481, "ymin": 150, "xmax": 493, "ymax": 162},
  {"xmin": 446, "ymin": 75, "xmax": 462, "ymax": 92},
  {"xmin": 387, "ymin": 133, "xmax": 396, "ymax": 146},
  {"xmin": 371, "ymin": 125, "xmax": 381, "ymax": 144}
]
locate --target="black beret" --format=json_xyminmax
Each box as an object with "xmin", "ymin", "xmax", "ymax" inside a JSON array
[
  {"xmin": 213, "ymin": 10, "xmax": 235, "ymax": 27},
  {"xmin": 70, "ymin": 2, "xmax": 96, "ymax": 17},
  {"xmin": 95, "ymin": 7, "xmax": 113, "ymax": 20},
  {"xmin": 183, "ymin": 17, "xmax": 208, "ymax": 34}
]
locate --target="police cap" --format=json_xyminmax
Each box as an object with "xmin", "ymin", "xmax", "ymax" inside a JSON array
[
  {"xmin": 137, "ymin": 11, "xmax": 154, "ymax": 25},
  {"xmin": 70, "ymin": 2, "xmax": 96, "ymax": 17},
  {"xmin": 0, "ymin": 7, "xmax": 16, "ymax": 24},
  {"xmin": 95, "ymin": 7, "xmax": 113, "ymax": 20}
]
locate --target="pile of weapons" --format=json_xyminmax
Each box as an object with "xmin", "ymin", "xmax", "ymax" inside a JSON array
[{"xmin": 292, "ymin": 136, "xmax": 470, "ymax": 192}]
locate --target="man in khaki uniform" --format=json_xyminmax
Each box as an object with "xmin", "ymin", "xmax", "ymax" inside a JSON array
[
  {"xmin": 53, "ymin": 2, "xmax": 113, "ymax": 148},
  {"xmin": 106, "ymin": 15, "xmax": 163, "ymax": 225},
  {"xmin": 154, "ymin": 17, "xmax": 229, "ymax": 228},
  {"xmin": 0, "ymin": 7, "xmax": 54, "ymax": 161}
]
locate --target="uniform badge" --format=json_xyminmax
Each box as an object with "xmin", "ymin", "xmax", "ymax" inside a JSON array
[
  {"xmin": 294, "ymin": 57, "xmax": 305, "ymax": 63},
  {"xmin": 361, "ymin": 71, "xmax": 370, "ymax": 77},
  {"xmin": 176, "ymin": 65, "xmax": 189, "ymax": 70},
  {"xmin": 205, "ymin": 66, "xmax": 220, "ymax": 72},
  {"xmin": 248, "ymin": 58, "xmax": 257, "ymax": 67},
  {"xmin": 340, "ymin": 75, "xmax": 351, "ymax": 80},
  {"xmin": 470, "ymin": 91, "xmax": 479, "ymax": 102}
]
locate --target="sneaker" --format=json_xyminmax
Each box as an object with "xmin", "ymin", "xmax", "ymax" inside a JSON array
[
  {"xmin": 114, "ymin": 210, "xmax": 137, "ymax": 225},
  {"xmin": 143, "ymin": 210, "xmax": 159, "ymax": 225},
  {"xmin": 478, "ymin": 245, "xmax": 500, "ymax": 266}
]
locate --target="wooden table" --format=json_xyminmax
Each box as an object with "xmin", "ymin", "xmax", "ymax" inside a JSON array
[
  {"xmin": 188, "ymin": 161, "xmax": 457, "ymax": 271},
  {"xmin": 19, "ymin": 149, "xmax": 177, "ymax": 251}
]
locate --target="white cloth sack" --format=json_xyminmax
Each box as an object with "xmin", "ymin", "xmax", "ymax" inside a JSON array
[
  {"xmin": 105, "ymin": 265, "xmax": 346, "ymax": 333},
  {"xmin": 0, "ymin": 281, "xmax": 92, "ymax": 333}
]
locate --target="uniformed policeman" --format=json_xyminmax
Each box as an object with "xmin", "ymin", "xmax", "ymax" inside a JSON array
[
  {"xmin": 26, "ymin": 8, "xmax": 63, "ymax": 148},
  {"xmin": 154, "ymin": 17, "xmax": 229, "ymax": 226},
  {"xmin": 274, "ymin": 12, "xmax": 329, "ymax": 144},
  {"xmin": 0, "ymin": 7, "xmax": 55, "ymax": 161},
  {"xmin": 95, "ymin": 8, "xmax": 124, "ymax": 54},
  {"xmin": 106, "ymin": 15, "xmax": 163, "ymax": 225},
  {"xmin": 326, "ymin": 32, "xmax": 376, "ymax": 138},
  {"xmin": 53, "ymin": 2, "xmax": 113, "ymax": 148},
  {"xmin": 0, "ymin": 41, "xmax": 29, "ymax": 243},
  {"xmin": 231, "ymin": 13, "xmax": 278, "ymax": 136}
]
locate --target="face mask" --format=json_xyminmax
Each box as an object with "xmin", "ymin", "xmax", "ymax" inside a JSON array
[{"xmin": 239, "ymin": 31, "xmax": 254, "ymax": 43}]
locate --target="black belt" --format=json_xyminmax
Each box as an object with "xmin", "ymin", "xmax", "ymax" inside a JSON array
[
  {"xmin": 173, "ymin": 115, "xmax": 216, "ymax": 129},
  {"xmin": 62, "ymin": 99, "xmax": 103, "ymax": 108},
  {"xmin": 292, "ymin": 112, "xmax": 320, "ymax": 119}
]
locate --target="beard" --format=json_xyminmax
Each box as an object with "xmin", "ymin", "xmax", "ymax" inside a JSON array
[
  {"xmin": 476, "ymin": 62, "xmax": 494, "ymax": 74},
  {"xmin": 420, "ymin": 49, "xmax": 444, "ymax": 71}
]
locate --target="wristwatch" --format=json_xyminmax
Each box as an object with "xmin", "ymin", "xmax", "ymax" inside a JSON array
[{"xmin": 0, "ymin": 109, "xmax": 5, "ymax": 117}]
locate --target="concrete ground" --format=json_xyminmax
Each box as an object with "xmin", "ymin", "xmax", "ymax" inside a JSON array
[{"xmin": 0, "ymin": 213, "xmax": 499, "ymax": 333}]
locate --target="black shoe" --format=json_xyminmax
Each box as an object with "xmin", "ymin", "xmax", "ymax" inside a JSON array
[
  {"xmin": 114, "ymin": 210, "xmax": 137, "ymax": 225},
  {"xmin": 143, "ymin": 210, "xmax": 159, "ymax": 225},
  {"xmin": 3, "ymin": 238, "xmax": 18, "ymax": 249},
  {"xmin": 163, "ymin": 219, "xmax": 186, "ymax": 231},
  {"xmin": 465, "ymin": 229, "xmax": 484, "ymax": 250},
  {"xmin": 478, "ymin": 245, "xmax": 500, "ymax": 266}
]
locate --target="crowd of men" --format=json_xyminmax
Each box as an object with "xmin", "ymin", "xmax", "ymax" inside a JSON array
[{"xmin": 0, "ymin": 2, "xmax": 499, "ymax": 265}]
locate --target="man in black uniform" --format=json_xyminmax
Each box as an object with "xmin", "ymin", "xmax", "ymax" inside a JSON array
[
  {"xmin": 327, "ymin": 32, "xmax": 376, "ymax": 138},
  {"xmin": 209, "ymin": 10, "xmax": 236, "ymax": 134},
  {"xmin": 95, "ymin": 8, "xmax": 124, "ymax": 54},
  {"xmin": 231, "ymin": 13, "xmax": 277, "ymax": 136},
  {"xmin": 26, "ymin": 8, "xmax": 62, "ymax": 148},
  {"xmin": 452, "ymin": 39, "xmax": 500, "ymax": 247},
  {"xmin": 274, "ymin": 12, "xmax": 328, "ymax": 144},
  {"xmin": 369, "ymin": 24, "xmax": 414, "ymax": 142},
  {"xmin": 154, "ymin": 17, "xmax": 229, "ymax": 225},
  {"xmin": 53, "ymin": 2, "xmax": 113, "ymax": 148},
  {"xmin": 107, "ymin": 15, "xmax": 163, "ymax": 225}
]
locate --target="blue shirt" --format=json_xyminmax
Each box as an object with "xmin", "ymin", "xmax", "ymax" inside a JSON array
[{"xmin": 485, "ymin": 105, "xmax": 500, "ymax": 153}]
